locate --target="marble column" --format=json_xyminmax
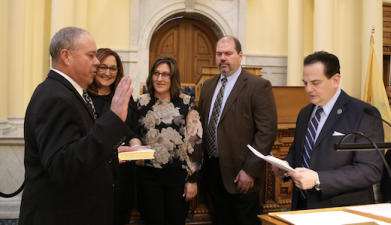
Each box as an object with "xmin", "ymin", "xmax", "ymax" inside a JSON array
[
  {"xmin": 313, "ymin": 0, "xmax": 334, "ymax": 52},
  {"xmin": 287, "ymin": 0, "xmax": 304, "ymax": 86},
  {"xmin": 334, "ymin": 0, "xmax": 362, "ymax": 99},
  {"xmin": 130, "ymin": 0, "xmax": 140, "ymax": 96},
  {"xmin": 0, "ymin": 0, "xmax": 10, "ymax": 133},
  {"xmin": 238, "ymin": 0, "xmax": 248, "ymax": 55},
  {"xmin": 2, "ymin": 1, "xmax": 26, "ymax": 218},
  {"xmin": 1, "ymin": 0, "xmax": 52, "ymax": 219},
  {"xmin": 361, "ymin": 0, "xmax": 383, "ymax": 94},
  {"xmin": 51, "ymin": 0, "xmax": 75, "ymax": 37},
  {"xmin": 74, "ymin": 0, "xmax": 89, "ymax": 30},
  {"xmin": 8, "ymin": 0, "xmax": 25, "ymax": 119}
]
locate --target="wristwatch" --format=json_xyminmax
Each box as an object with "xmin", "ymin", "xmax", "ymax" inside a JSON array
[{"xmin": 314, "ymin": 173, "xmax": 321, "ymax": 191}]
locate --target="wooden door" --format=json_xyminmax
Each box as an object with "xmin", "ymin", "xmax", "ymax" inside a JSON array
[{"xmin": 149, "ymin": 18, "xmax": 218, "ymax": 84}]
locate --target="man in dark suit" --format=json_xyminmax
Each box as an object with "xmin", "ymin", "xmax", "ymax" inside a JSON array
[
  {"xmin": 19, "ymin": 27, "xmax": 135, "ymax": 225},
  {"xmin": 198, "ymin": 36, "xmax": 277, "ymax": 225},
  {"xmin": 273, "ymin": 51, "xmax": 384, "ymax": 210}
]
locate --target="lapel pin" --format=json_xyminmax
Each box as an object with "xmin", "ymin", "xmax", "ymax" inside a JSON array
[{"xmin": 337, "ymin": 109, "xmax": 342, "ymax": 114}]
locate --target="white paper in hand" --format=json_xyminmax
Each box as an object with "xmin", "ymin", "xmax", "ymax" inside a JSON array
[{"xmin": 247, "ymin": 145, "xmax": 296, "ymax": 172}]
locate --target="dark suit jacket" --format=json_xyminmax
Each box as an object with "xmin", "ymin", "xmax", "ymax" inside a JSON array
[
  {"xmin": 284, "ymin": 90, "xmax": 384, "ymax": 209},
  {"xmin": 199, "ymin": 69, "xmax": 278, "ymax": 194},
  {"xmin": 19, "ymin": 70, "xmax": 133, "ymax": 225}
]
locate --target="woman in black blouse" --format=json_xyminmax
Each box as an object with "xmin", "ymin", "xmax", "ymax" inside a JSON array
[
  {"xmin": 136, "ymin": 56, "xmax": 203, "ymax": 224},
  {"xmin": 87, "ymin": 48, "xmax": 141, "ymax": 225}
]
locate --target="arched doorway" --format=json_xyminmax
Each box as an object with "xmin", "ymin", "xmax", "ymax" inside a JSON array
[{"xmin": 149, "ymin": 17, "xmax": 218, "ymax": 84}]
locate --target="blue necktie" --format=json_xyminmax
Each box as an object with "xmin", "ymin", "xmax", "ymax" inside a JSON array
[{"xmin": 300, "ymin": 106, "xmax": 323, "ymax": 199}]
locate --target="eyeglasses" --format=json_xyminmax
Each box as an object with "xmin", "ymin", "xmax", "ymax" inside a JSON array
[
  {"xmin": 152, "ymin": 72, "xmax": 171, "ymax": 80},
  {"xmin": 98, "ymin": 65, "xmax": 119, "ymax": 74}
]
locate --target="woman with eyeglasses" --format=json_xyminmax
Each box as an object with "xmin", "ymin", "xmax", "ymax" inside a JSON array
[
  {"xmin": 136, "ymin": 56, "xmax": 203, "ymax": 224},
  {"xmin": 87, "ymin": 48, "xmax": 141, "ymax": 225}
]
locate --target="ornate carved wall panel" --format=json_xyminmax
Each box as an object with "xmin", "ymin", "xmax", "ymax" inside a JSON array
[
  {"xmin": 383, "ymin": 4, "xmax": 391, "ymax": 86},
  {"xmin": 384, "ymin": 4, "xmax": 391, "ymax": 55}
]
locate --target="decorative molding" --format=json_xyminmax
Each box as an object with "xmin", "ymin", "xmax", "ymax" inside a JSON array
[
  {"xmin": 128, "ymin": 1, "xmax": 288, "ymax": 92},
  {"xmin": 0, "ymin": 120, "xmax": 12, "ymax": 133},
  {"xmin": 0, "ymin": 143, "xmax": 24, "ymax": 219},
  {"xmin": 238, "ymin": 0, "xmax": 248, "ymax": 53},
  {"xmin": 0, "ymin": 117, "xmax": 24, "ymax": 137},
  {"xmin": 134, "ymin": 0, "xmax": 238, "ymax": 97},
  {"xmin": 0, "ymin": 196, "xmax": 22, "ymax": 219},
  {"xmin": 384, "ymin": 46, "xmax": 391, "ymax": 53},
  {"xmin": 185, "ymin": 0, "xmax": 196, "ymax": 13},
  {"xmin": 244, "ymin": 54, "xmax": 288, "ymax": 67},
  {"xmin": 7, "ymin": 117, "xmax": 24, "ymax": 129},
  {"xmin": 130, "ymin": 0, "xmax": 140, "ymax": 50},
  {"xmin": 243, "ymin": 54, "xmax": 288, "ymax": 86}
]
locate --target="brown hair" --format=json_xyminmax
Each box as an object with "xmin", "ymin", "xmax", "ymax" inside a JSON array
[
  {"xmin": 88, "ymin": 48, "xmax": 124, "ymax": 96},
  {"xmin": 146, "ymin": 56, "xmax": 181, "ymax": 100},
  {"xmin": 216, "ymin": 36, "xmax": 242, "ymax": 54}
]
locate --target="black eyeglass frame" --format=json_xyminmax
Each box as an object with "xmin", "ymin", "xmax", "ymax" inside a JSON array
[
  {"xmin": 152, "ymin": 71, "xmax": 171, "ymax": 80},
  {"xmin": 98, "ymin": 65, "xmax": 120, "ymax": 74}
]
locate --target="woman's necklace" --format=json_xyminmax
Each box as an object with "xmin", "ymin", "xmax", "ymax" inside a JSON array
[{"xmin": 98, "ymin": 90, "xmax": 111, "ymax": 96}]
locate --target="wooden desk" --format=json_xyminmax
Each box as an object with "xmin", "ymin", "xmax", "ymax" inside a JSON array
[
  {"xmin": 259, "ymin": 214, "xmax": 288, "ymax": 225},
  {"xmin": 258, "ymin": 204, "xmax": 391, "ymax": 225}
]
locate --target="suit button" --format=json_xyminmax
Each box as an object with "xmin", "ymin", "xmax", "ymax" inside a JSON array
[
  {"xmin": 108, "ymin": 158, "xmax": 112, "ymax": 163},
  {"xmin": 112, "ymin": 184, "xmax": 115, "ymax": 188}
]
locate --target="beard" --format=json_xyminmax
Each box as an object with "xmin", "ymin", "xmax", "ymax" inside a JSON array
[{"xmin": 218, "ymin": 62, "xmax": 231, "ymax": 74}]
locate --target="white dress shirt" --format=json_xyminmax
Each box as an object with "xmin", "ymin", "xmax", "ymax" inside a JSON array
[
  {"xmin": 311, "ymin": 88, "xmax": 341, "ymax": 142},
  {"xmin": 51, "ymin": 69, "xmax": 86, "ymax": 102}
]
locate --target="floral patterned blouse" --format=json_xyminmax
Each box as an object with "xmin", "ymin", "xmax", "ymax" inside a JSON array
[{"xmin": 136, "ymin": 93, "xmax": 203, "ymax": 182}]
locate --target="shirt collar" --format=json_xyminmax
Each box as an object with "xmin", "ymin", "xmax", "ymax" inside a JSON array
[
  {"xmin": 51, "ymin": 68, "xmax": 84, "ymax": 97},
  {"xmin": 319, "ymin": 88, "xmax": 341, "ymax": 117},
  {"xmin": 219, "ymin": 67, "xmax": 242, "ymax": 83}
]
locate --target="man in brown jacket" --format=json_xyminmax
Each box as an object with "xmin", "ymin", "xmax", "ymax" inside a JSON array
[{"xmin": 198, "ymin": 36, "xmax": 278, "ymax": 225}]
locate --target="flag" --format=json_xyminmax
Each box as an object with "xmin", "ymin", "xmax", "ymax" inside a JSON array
[{"xmin": 362, "ymin": 31, "xmax": 391, "ymax": 145}]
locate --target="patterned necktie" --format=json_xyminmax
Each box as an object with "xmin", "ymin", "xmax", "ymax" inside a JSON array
[
  {"xmin": 206, "ymin": 78, "xmax": 227, "ymax": 158},
  {"xmin": 82, "ymin": 90, "xmax": 97, "ymax": 120},
  {"xmin": 300, "ymin": 106, "xmax": 323, "ymax": 199}
]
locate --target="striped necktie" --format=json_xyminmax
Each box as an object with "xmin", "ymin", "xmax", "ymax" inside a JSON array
[
  {"xmin": 82, "ymin": 90, "xmax": 97, "ymax": 120},
  {"xmin": 300, "ymin": 106, "xmax": 323, "ymax": 199},
  {"xmin": 206, "ymin": 78, "xmax": 227, "ymax": 158}
]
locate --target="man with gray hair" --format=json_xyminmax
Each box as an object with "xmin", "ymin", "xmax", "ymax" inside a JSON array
[{"xmin": 19, "ymin": 27, "xmax": 135, "ymax": 225}]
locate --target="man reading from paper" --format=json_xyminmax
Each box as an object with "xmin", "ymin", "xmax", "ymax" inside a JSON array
[{"xmin": 272, "ymin": 51, "xmax": 384, "ymax": 210}]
